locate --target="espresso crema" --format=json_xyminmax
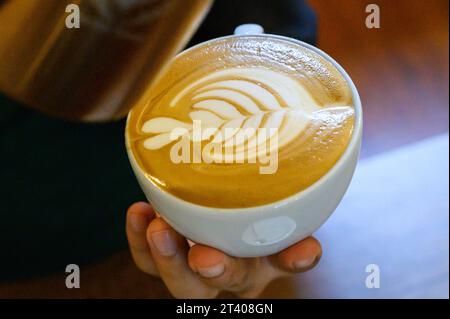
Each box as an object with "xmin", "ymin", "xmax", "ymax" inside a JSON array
[{"xmin": 127, "ymin": 36, "xmax": 354, "ymax": 208}]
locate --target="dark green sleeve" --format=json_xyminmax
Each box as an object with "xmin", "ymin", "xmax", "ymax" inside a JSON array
[{"xmin": 0, "ymin": 95, "xmax": 145, "ymax": 280}]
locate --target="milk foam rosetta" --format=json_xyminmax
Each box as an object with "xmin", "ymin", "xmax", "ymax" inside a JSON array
[{"xmin": 127, "ymin": 36, "xmax": 355, "ymax": 208}]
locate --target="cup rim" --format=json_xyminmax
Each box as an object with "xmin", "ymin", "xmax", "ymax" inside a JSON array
[{"xmin": 126, "ymin": 33, "xmax": 363, "ymax": 213}]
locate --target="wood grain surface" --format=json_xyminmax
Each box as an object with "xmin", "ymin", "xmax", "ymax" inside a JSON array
[{"xmin": 308, "ymin": 0, "xmax": 449, "ymax": 158}]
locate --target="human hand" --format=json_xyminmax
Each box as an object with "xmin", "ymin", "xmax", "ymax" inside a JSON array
[{"xmin": 126, "ymin": 202, "xmax": 322, "ymax": 298}]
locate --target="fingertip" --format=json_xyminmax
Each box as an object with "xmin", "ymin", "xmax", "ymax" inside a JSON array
[
  {"xmin": 188, "ymin": 245, "xmax": 227, "ymax": 278},
  {"xmin": 145, "ymin": 219, "xmax": 219, "ymax": 298},
  {"xmin": 146, "ymin": 217, "xmax": 174, "ymax": 247},
  {"xmin": 147, "ymin": 218, "xmax": 184, "ymax": 258},
  {"xmin": 277, "ymin": 237, "xmax": 322, "ymax": 272},
  {"xmin": 147, "ymin": 216, "xmax": 172, "ymax": 233},
  {"xmin": 188, "ymin": 245, "xmax": 225, "ymax": 270},
  {"xmin": 127, "ymin": 201, "xmax": 155, "ymax": 217},
  {"xmin": 127, "ymin": 202, "xmax": 155, "ymax": 233}
]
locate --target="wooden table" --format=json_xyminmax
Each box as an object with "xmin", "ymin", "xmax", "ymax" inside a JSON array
[
  {"xmin": 1, "ymin": 0, "xmax": 448, "ymax": 298},
  {"xmin": 261, "ymin": 134, "xmax": 449, "ymax": 298}
]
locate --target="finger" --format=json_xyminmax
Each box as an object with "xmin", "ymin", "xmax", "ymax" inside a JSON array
[
  {"xmin": 188, "ymin": 237, "xmax": 322, "ymax": 298},
  {"xmin": 126, "ymin": 202, "xmax": 158, "ymax": 275},
  {"xmin": 273, "ymin": 236, "xmax": 322, "ymax": 273},
  {"xmin": 188, "ymin": 245, "xmax": 255, "ymax": 294},
  {"xmin": 147, "ymin": 218, "xmax": 218, "ymax": 299}
]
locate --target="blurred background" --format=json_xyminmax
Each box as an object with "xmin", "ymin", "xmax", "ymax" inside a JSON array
[{"xmin": 0, "ymin": 0, "xmax": 448, "ymax": 298}]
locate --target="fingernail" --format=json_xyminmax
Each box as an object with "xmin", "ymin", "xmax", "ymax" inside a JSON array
[
  {"xmin": 151, "ymin": 230, "xmax": 177, "ymax": 257},
  {"xmin": 130, "ymin": 213, "xmax": 149, "ymax": 232},
  {"xmin": 197, "ymin": 263, "xmax": 225, "ymax": 278},
  {"xmin": 294, "ymin": 256, "xmax": 317, "ymax": 270}
]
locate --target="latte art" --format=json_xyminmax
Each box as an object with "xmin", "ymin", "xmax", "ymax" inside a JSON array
[
  {"xmin": 170, "ymin": 67, "xmax": 319, "ymax": 111},
  {"xmin": 127, "ymin": 36, "xmax": 355, "ymax": 208},
  {"xmin": 140, "ymin": 67, "xmax": 322, "ymax": 173}
]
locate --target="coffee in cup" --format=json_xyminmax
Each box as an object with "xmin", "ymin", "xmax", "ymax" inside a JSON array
[{"xmin": 127, "ymin": 35, "xmax": 354, "ymax": 208}]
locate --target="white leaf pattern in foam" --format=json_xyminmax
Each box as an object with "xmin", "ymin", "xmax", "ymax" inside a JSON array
[
  {"xmin": 240, "ymin": 112, "xmax": 284, "ymax": 151},
  {"xmin": 140, "ymin": 67, "xmax": 328, "ymax": 158},
  {"xmin": 188, "ymin": 124, "xmax": 219, "ymax": 142},
  {"xmin": 194, "ymin": 89, "xmax": 260, "ymax": 114},
  {"xmin": 142, "ymin": 117, "xmax": 191, "ymax": 133},
  {"xmin": 211, "ymin": 117, "xmax": 245, "ymax": 144},
  {"xmin": 189, "ymin": 110, "xmax": 224, "ymax": 126},
  {"xmin": 193, "ymin": 100, "xmax": 242, "ymax": 119},
  {"xmin": 144, "ymin": 133, "xmax": 174, "ymax": 150},
  {"xmin": 224, "ymin": 115, "xmax": 263, "ymax": 148},
  {"xmin": 169, "ymin": 67, "xmax": 320, "ymax": 112},
  {"xmin": 199, "ymin": 80, "xmax": 282, "ymax": 110}
]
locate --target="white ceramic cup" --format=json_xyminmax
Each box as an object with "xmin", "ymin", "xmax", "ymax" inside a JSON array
[{"xmin": 125, "ymin": 25, "xmax": 363, "ymax": 257}]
